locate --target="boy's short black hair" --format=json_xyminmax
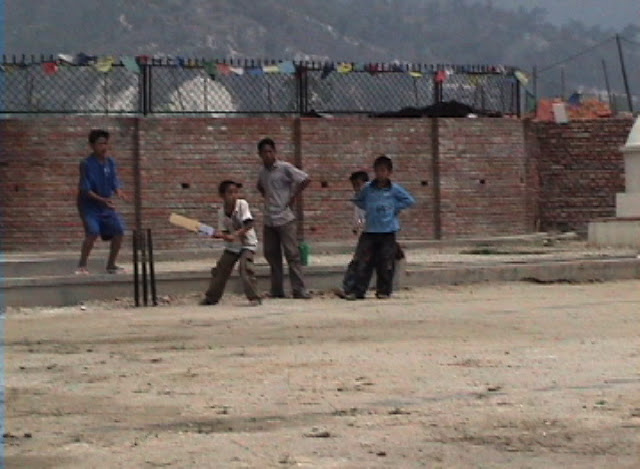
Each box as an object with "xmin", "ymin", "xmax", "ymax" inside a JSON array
[
  {"xmin": 373, "ymin": 155, "xmax": 393, "ymax": 171},
  {"xmin": 88, "ymin": 129, "xmax": 110, "ymax": 144},
  {"xmin": 257, "ymin": 138, "xmax": 276, "ymax": 151},
  {"xmin": 349, "ymin": 171, "xmax": 369, "ymax": 183},
  {"xmin": 218, "ymin": 180, "xmax": 240, "ymax": 196}
]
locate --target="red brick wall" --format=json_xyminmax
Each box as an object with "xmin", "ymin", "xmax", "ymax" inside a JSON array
[
  {"xmin": 139, "ymin": 117, "xmax": 295, "ymax": 250},
  {"xmin": 438, "ymin": 118, "xmax": 534, "ymax": 237},
  {"xmin": 1, "ymin": 116, "xmax": 535, "ymax": 252},
  {"xmin": 0, "ymin": 118, "xmax": 138, "ymax": 251},
  {"xmin": 300, "ymin": 119, "xmax": 435, "ymax": 241},
  {"xmin": 534, "ymin": 119, "xmax": 632, "ymax": 233}
]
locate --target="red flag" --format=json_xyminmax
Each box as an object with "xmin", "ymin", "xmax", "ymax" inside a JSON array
[
  {"xmin": 43, "ymin": 62, "xmax": 59, "ymax": 75},
  {"xmin": 217, "ymin": 63, "xmax": 232, "ymax": 75},
  {"xmin": 435, "ymin": 70, "xmax": 447, "ymax": 83}
]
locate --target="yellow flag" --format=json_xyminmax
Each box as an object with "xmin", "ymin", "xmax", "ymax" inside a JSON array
[
  {"xmin": 95, "ymin": 56, "xmax": 115, "ymax": 73},
  {"xmin": 514, "ymin": 70, "xmax": 529, "ymax": 86},
  {"xmin": 470, "ymin": 75, "xmax": 486, "ymax": 86},
  {"xmin": 337, "ymin": 63, "xmax": 353, "ymax": 73},
  {"xmin": 262, "ymin": 64, "xmax": 280, "ymax": 73},
  {"xmin": 409, "ymin": 71, "xmax": 423, "ymax": 78}
]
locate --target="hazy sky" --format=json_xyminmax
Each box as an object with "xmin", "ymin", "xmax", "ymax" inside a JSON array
[{"xmin": 492, "ymin": 0, "xmax": 639, "ymax": 29}]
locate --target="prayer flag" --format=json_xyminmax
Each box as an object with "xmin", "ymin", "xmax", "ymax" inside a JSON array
[
  {"xmin": 321, "ymin": 63, "xmax": 335, "ymax": 79},
  {"xmin": 121, "ymin": 56, "xmax": 140, "ymax": 74},
  {"xmin": 262, "ymin": 64, "xmax": 280, "ymax": 73},
  {"xmin": 247, "ymin": 67, "xmax": 264, "ymax": 76},
  {"xmin": 337, "ymin": 62, "xmax": 353, "ymax": 73},
  {"xmin": 95, "ymin": 56, "xmax": 114, "ymax": 73},
  {"xmin": 43, "ymin": 62, "xmax": 59, "ymax": 75},
  {"xmin": 203, "ymin": 61, "xmax": 218, "ymax": 78},
  {"xmin": 278, "ymin": 61, "xmax": 296, "ymax": 74},
  {"xmin": 514, "ymin": 70, "xmax": 529, "ymax": 86},
  {"xmin": 217, "ymin": 63, "xmax": 232, "ymax": 75},
  {"xmin": 57, "ymin": 54, "xmax": 74, "ymax": 64}
]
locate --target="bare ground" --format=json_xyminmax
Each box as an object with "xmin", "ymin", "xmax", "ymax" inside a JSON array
[{"xmin": 5, "ymin": 281, "xmax": 640, "ymax": 468}]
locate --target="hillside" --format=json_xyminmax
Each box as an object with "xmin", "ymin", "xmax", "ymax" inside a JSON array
[{"xmin": 5, "ymin": 0, "xmax": 640, "ymax": 99}]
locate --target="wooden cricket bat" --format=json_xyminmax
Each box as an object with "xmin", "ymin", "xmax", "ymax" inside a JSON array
[{"xmin": 169, "ymin": 213, "xmax": 216, "ymax": 237}]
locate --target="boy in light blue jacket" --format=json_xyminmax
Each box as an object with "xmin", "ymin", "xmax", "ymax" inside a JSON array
[{"xmin": 346, "ymin": 155, "xmax": 415, "ymax": 300}]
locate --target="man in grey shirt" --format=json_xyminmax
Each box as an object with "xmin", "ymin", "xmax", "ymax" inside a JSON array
[{"xmin": 256, "ymin": 138, "xmax": 311, "ymax": 299}]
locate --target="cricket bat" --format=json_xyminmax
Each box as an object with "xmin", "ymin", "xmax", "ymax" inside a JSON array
[{"xmin": 169, "ymin": 213, "xmax": 216, "ymax": 237}]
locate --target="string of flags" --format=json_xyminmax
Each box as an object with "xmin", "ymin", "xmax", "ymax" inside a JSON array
[{"xmin": 1, "ymin": 52, "xmax": 528, "ymax": 85}]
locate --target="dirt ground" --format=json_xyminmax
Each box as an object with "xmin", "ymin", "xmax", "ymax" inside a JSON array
[{"xmin": 5, "ymin": 281, "xmax": 640, "ymax": 468}]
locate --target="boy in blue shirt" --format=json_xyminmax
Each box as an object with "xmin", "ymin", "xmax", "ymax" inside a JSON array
[
  {"xmin": 76, "ymin": 129, "xmax": 127, "ymax": 274},
  {"xmin": 346, "ymin": 155, "xmax": 415, "ymax": 300}
]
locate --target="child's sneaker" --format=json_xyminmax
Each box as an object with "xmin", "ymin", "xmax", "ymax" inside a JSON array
[
  {"xmin": 249, "ymin": 298, "xmax": 262, "ymax": 307},
  {"xmin": 333, "ymin": 288, "xmax": 347, "ymax": 299},
  {"xmin": 106, "ymin": 265, "xmax": 126, "ymax": 274},
  {"xmin": 199, "ymin": 298, "xmax": 218, "ymax": 306},
  {"xmin": 345, "ymin": 293, "xmax": 364, "ymax": 301},
  {"xmin": 376, "ymin": 293, "xmax": 390, "ymax": 300},
  {"xmin": 74, "ymin": 267, "xmax": 90, "ymax": 275}
]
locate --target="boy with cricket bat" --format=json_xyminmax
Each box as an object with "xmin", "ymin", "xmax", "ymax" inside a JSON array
[{"xmin": 201, "ymin": 180, "xmax": 261, "ymax": 306}]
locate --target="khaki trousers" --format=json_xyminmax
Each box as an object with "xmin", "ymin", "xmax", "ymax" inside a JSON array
[{"xmin": 205, "ymin": 249, "xmax": 259, "ymax": 303}]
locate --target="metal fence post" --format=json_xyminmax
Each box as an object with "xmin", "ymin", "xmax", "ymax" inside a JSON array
[
  {"xmin": 515, "ymin": 77, "xmax": 522, "ymax": 118},
  {"xmin": 141, "ymin": 62, "xmax": 152, "ymax": 116},
  {"xmin": 296, "ymin": 63, "xmax": 309, "ymax": 116}
]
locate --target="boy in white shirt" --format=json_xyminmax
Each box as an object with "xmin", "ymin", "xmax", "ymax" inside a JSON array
[
  {"xmin": 334, "ymin": 171, "xmax": 369, "ymax": 298},
  {"xmin": 201, "ymin": 180, "xmax": 261, "ymax": 306}
]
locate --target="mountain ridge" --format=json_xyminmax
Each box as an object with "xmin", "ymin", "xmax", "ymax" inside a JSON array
[{"xmin": 5, "ymin": 0, "xmax": 640, "ymax": 98}]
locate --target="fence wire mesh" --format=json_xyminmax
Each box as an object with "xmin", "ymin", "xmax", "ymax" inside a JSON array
[
  {"xmin": 1, "ymin": 61, "xmax": 139, "ymax": 114},
  {"xmin": 305, "ymin": 69, "xmax": 434, "ymax": 114},
  {"xmin": 0, "ymin": 57, "xmax": 521, "ymax": 116},
  {"xmin": 150, "ymin": 64, "xmax": 300, "ymax": 114}
]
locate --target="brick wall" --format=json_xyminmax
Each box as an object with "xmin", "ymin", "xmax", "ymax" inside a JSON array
[
  {"xmin": 2, "ymin": 115, "xmax": 536, "ymax": 252},
  {"xmin": 300, "ymin": 119, "xmax": 435, "ymax": 241},
  {"xmin": 0, "ymin": 117, "xmax": 138, "ymax": 252},
  {"xmin": 439, "ymin": 118, "xmax": 534, "ymax": 237},
  {"xmin": 534, "ymin": 119, "xmax": 632, "ymax": 233},
  {"xmin": 139, "ymin": 117, "xmax": 295, "ymax": 250}
]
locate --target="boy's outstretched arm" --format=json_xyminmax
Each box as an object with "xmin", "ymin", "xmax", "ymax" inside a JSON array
[{"xmin": 394, "ymin": 185, "xmax": 416, "ymax": 211}]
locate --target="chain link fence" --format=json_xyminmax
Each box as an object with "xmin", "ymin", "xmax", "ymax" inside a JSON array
[
  {"xmin": 1, "ymin": 59, "xmax": 139, "ymax": 114},
  {"xmin": 0, "ymin": 56, "xmax": 521, "ymax": 116},
  {"xmin": 150, "ymin": 63, "xmax": 300, "ymax": 114}
]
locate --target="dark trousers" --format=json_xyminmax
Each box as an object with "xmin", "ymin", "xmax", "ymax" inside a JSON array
[
  {"xmin": 350, "ymin": 232, "xmax": 397, "ymax": 298},
  {"xmin": 205, "ymin": 249, "xmax": 259, "ymax": 303},
  {"xmin": 343, "ymin": 242, "xmax": 404, "ymax": 294},
  {"xmin": 263, "ymin": 221, "xmax": 306, "ymax": 296},
  {"xmin": 342, "ymin": 259, "xmax": 358, "ymax": 294}
]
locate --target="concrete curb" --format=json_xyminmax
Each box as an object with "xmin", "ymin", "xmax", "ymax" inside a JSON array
[{"xmin": 5, "ymin": 257, "xmax": 639, "ymax": 308}]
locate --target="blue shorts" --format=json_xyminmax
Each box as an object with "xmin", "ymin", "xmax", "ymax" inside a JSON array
[{"xmin": 81, "ymin": 210, "xmax": 125, "ymax": 241}]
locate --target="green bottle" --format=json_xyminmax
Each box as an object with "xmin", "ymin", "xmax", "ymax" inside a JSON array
[{"xmin": 299, "ymin": 241, "xmax": 310, "ymax": 266}]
